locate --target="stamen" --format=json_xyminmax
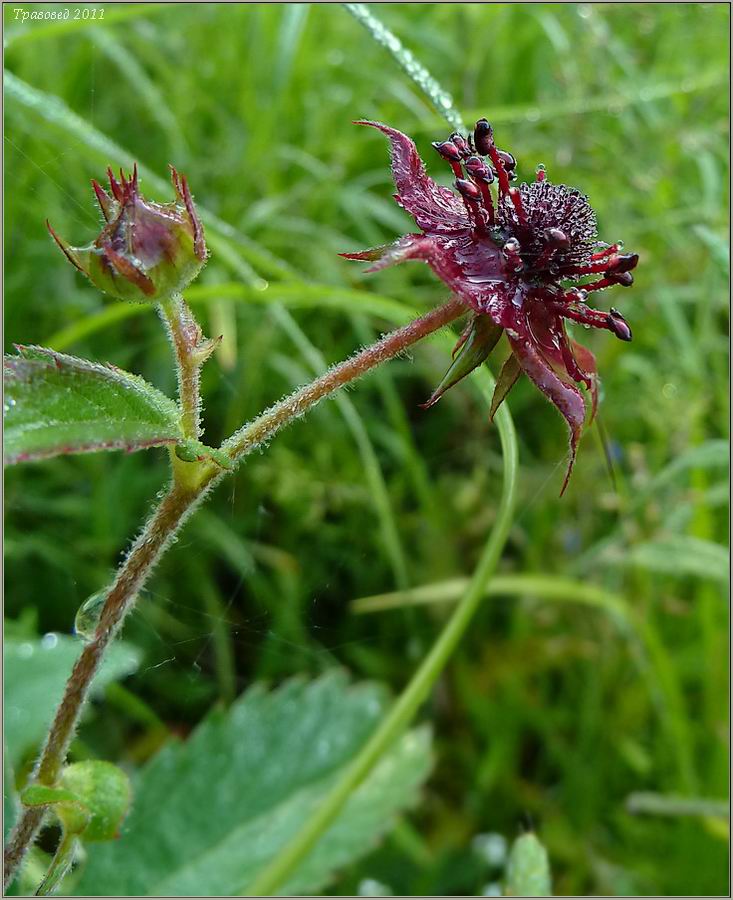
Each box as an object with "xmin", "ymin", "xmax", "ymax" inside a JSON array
[
  {"xmin": 473, "ymin": 118, "xmax": 494, "ymax": 156},
  {"xmin": 449, "ymin": 132, "xmax": 471, "ymax": 159},
  {"xmin": 607, "ymin": 308, "xmax": 633, "ymax": 340},
  {"xmin": 583, "ymin": 272, "xmax": 634, "ymax": 292},
  {"xmin": 433, "ymin": 141, "xmax": 464, "ymax": 179},
  {"xmin": 553, "ymin": 298, "xmax": 632, "ymax": 341},
  {"xmin": 591, "ymin": 243, "xmax": 618, "ymax": 260},
  {"xmin": 559, "ymin": 252, "xmax": 638, "ymax": 277},
  {"xmin": 465, "ymin": 156, "xmax": 495, "ymax": 224},
  {"xmin": 508, "ymin": 187, "xmax": 527, "ymax": 228},
  {"xmin": 455, "ymin": 178, "xmax": 486, "ymax": 232}
]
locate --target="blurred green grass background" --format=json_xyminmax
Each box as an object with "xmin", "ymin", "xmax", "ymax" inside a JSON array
[{"xmin": 4, "ymin": 3, "xmax": 729, "ymax": 895}]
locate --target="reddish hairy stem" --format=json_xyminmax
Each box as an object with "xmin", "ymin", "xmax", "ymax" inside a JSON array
[
  {"xmin": 159, "ymin": 295, "xmax": 203, "ymax": 439},
  {"xmin": 222, "ymin": 297, "xmax": 466, "ymax": 461},
  {"xmin": 3, "ymin": 481, "xmax": 209, "ymax": 888}
]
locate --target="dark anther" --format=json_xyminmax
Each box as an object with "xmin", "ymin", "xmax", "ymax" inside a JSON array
[
  {"xmin": 455, "ymin": 178, "xmax": 482, "ymax": 202},
  {"xmin": 496, "ymin": 149, "xmax": 516, "ymax": 172},
  {"xmin": 465, "ymin": 156, "xmax": 495, "ymax": 183},
  {"xmin": 607, "ymin": 271, "xmax": 634, "ymax": 287},
  {"xmin": 473, "ymin": 118, "xmax": 494, "ymax": 155},
  {"xmin": 432, "ymin": 140, "xmax": 463, "ymax": 162},
  {"xmin": 607, "ymin": 308, "xmax": 633, "ymax": 341},
  {"xmin": 607, "ymin": 252, "xmax": 639, "ymax": 274},
  {"xmin": 450, "ymin": 133, "xmax": 471, "ymax": 158},
  {"xmin": 543, "ymin": 227, "xmax": 570, "ymax": 249}
]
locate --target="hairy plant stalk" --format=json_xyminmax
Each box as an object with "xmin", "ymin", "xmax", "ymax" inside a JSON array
[
  {"xmin": 159, "ymin": 294, "xmax": 205, "ymax": 439},
  {"xmin": 223, "ymin": 297, "xmax": 465, "ymax": 461},
  {"xmin": 4, "ymin": 296, "xmax": 465, "ymax": 888},
  {"xmin": 3, "ymin": 480, "xmax": 208, "ymax": 887}
]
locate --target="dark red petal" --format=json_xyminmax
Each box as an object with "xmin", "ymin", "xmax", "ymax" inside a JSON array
[
  {"xmin": 355, "ymin": 120, "xmax": 468, "ymax": 234},
  {"xmin": 507, "ymin": 331, "xmax": 587, "ymax": 495},
  {"xmin": 489, "ymin": 352, "xmax": 522, "ymax": 421},
  {"xmin": 340, "ymin": 233, "xmax": 436, "ymax": 273}
]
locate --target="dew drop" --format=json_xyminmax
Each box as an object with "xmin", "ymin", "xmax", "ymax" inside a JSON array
[
  {"xmin": 17, "ymin": 642, "xmax": 34, "ymax": 659},
  {"xmin": 41, "ymin": 632, "xmax": 59, "ymax": 650},
  {"xmin": 74, "ymin": 589, "xmax": 108, "ymax": 642}
]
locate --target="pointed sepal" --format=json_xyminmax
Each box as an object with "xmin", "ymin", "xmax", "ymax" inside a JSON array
[
  {"xmin": 421, "ymin": 314, "xmax": 503, "ymax": 409},
  {"xmin": 489, "ymin": 352, "xmax": 522, "ymax": 420}
]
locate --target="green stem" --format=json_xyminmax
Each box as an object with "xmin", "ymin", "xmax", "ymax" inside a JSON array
[
  {"xmin": 34, "ymin": 831, "xmax": 78, "ymax": 897},
  {"xmin": 242, "ymin": 375, "xmax": 518, "ymax": 896}
]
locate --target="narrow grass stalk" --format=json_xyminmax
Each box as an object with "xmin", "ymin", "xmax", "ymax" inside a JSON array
[
  {"xmin": 242, "ymin": 378, "xmax": 518, "ymax": 896},
  {"xmin": 343, "ymin": 3, "xmax": 465, "ymax": 132}
]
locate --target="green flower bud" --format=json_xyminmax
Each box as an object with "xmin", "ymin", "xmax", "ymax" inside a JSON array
[
  {"xmin": 57, "ymin": 761, "xmax": 131, "ymax": 842},
  {"xmin": 47, "ymin": 165, "xmax": 207, "ymax": 303}
]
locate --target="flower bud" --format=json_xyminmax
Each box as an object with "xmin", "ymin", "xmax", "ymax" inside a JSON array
[{"xmin": 47, "ymin": 165, "xmax": 207, "ymax": 303}]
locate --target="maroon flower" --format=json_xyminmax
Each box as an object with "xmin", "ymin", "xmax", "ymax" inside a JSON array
[{"xmin": 342, "ymin": 119, "xmax": 638, "ymax": 493}]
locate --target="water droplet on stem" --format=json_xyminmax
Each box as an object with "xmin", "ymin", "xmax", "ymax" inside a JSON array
[{"xmin": 74, "ymin": 589, "xmax": 108, "ymax": 642}]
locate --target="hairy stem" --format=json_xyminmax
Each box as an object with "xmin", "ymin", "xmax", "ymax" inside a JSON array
[
  {"xmin": 159, "ymin": 294, "xmax": 205, "ymax": 439},
  {"xmin": 223, "ymin": 297, "xmax": 465, "ymax": 462},
  {"xmin": 3, "ymin": 480, "xmax": 209, "ymax": 887},
  {"xmin": 4, "ymin": 297, "xmax": 465, "ymax": 888}
]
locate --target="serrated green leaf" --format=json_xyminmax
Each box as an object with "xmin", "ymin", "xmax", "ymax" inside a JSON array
[
  {"xmin": 3, "ymin": 345, "xmax": 182, "ymax": 465},
  {"xmin": 505, "ymin": 833, "xmax": 552, "ymax": 897},
  {"xmin": 4, "ymin": 635, "xmax": 141, "ymax": 767},
  {"xmin": 73, "ymin": 672, "xmax": 431, "ymax": 896}
]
